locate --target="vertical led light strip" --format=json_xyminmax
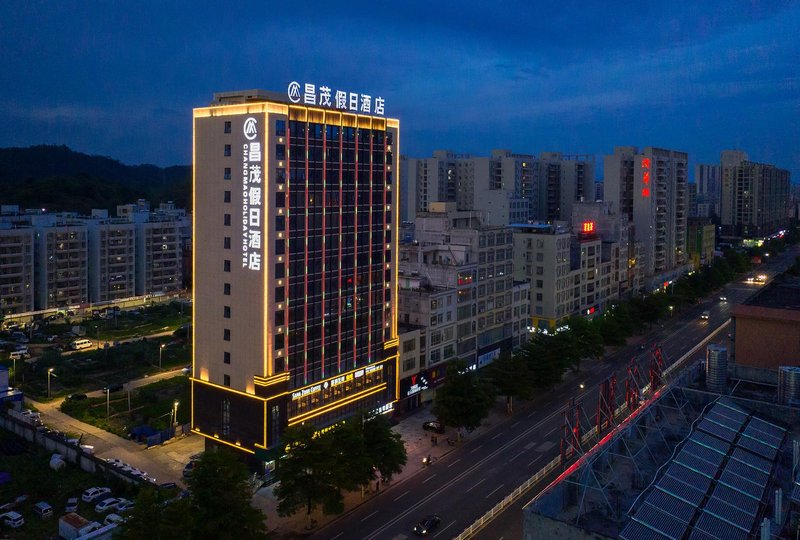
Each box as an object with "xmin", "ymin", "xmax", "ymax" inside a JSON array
[
  {"xmin": 367, "ymin": 118, "xmax": 373, "ymax": 364},
  {"xmin": 320, "ymin": 116, "xmax": 327, "ymax": 380},
  {"xmin": 263, "ymin": 110, "xmax": 270, "ymax": 378},
  {"xmin": 284, "ymin": 120, "xmax": 291, "ymax": 379},
  {"xmin": 352, "ymin": 121, "xmax": 359, "ymax": 371},
  {"xmin": 337, "ymin": 117, "xmax": 343, "ymax": 375},
  {"xmin": 303, "ymin": 117, "xmax": 310, "ymax": 385},
  {"xmin": 190, "ymin": 114, "xmax": 196, "ymax": 428}
]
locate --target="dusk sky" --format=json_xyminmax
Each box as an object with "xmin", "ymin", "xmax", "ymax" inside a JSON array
[{"xmin": 1, "ymin": 1, "xmax": 797, "ymax": 180}]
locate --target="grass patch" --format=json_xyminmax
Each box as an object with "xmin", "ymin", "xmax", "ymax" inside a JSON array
[{"xmin": 60, "ymin": 377, "xmax": 190, "ymax": 437}]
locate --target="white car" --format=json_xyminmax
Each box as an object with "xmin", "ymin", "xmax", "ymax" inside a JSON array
[
  {"xmin": 1, "ymin": 511, "xmax": 24, "ymax": 528},
  {"xmin": 65, "ymin": 497, "xmax": 79, "ymax": 513},
  {"xmin": 104, "ymin": 513, "xmax": 125, "ymax": 526},
  {"xmin": 114, "ymin": 498, "xmax": 134, "ymax": 512},
  {"xmin": 95, "ymin": 497, "xmax": 120, "ymax": 513},
  {"xmin": 82, "ymin": 487, "xmax": 111, "ymax": 503}
]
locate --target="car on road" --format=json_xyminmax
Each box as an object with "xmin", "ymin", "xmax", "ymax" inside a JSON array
[
  {"xmin": 94, "ymin": 497, "xmax": 120, "ymax": 513},
  {"xmin": 65, "ymin": 497, "xmax": 79, "ymax": 513},
  {"xmin": 719, "ymin": 295, "xmax": 727, "ymax": 302},
  {"xmin": 700, "ymin": 311, "xmax": 710, "ymax": 320},
  {"xmin": 413, "ymin": 514, "xmax": 441, "ymax": 536},
  {"xmin": 82, "ymin": 487, "xmax": 111, "ymax": 503},
  {"xmin": 103, "ymin": 383, "xmax": 124, "ymax": 393},
  {"xmin": 422, "ymin": 421, "xmax": 445, "ymax": 434},
  {"xmin": 67, "ymin": 393, "xmax": 87, "ymax": 401}
]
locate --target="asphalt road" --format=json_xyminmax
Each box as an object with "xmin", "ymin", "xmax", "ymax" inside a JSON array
[{"xmin": 314, "ymin": 246, "xmax": 798, "ymax": 540}]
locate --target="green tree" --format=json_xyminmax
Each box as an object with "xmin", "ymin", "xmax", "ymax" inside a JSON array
[
  {"xmin": 518, "ymin": 335, "xmax": 564, "ymax": 389},
  {"xmin": 360, "ymin": 412, "xmax": 407, "ymax": 482},
  {"xmin": 119, "ymin": 487, "xmax": 190, "ymax": 540},
  {"xmin": 486, "ymin": 351, "xmax": 534, "ymax": 413},
  {"xmin": 432, "ymin": 359, "xmax": 495, "ymax": 432},
  {"xmin": 566, "ymin": 317, "xmax": 604, "ymax": 368},
  {"xmin": 274, "ymin": 423, "xmax": 347, "ymax": 527},
  {"xmin": 187, "ymin": 448, "xmax": 267, "ymax": 539}
]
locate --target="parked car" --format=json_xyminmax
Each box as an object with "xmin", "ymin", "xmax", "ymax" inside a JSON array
[
  {"xmin": 32, "ymin": 501, "xmax": 53, "ymax": 519},
  {"xmin": 94, "ymin": 497, "xmax": 120, "ymax": 513},
  {"xmin": 182, "ymin": 460, "xmax": 196, "ymax": 478},
  {"xmin": 67, "ymin": 393, "xmax": 87, "ymax": 401},
  {"xmin": 82, "ymin": 487, "xmax": 111, "ymax": 503},
  {"xmin": 413, "ymin": 514, "xmax": 441, "ymax": 536},
  {"xmin": 103, "ymin": 383, "xmax": 124, "ymax": 394},
  {"xmin": 115, "ymin": 499, "xmax": 135, "ymax": 513},
  {"xmin": 1, "ymin": 511, "xmax": 24, "ymax": 528},
  {"xmin": 104, "ymin": 513, "xmax": 125, "ymax": 526},
  {"xmin": 65, "ymin": 497, "xmax": 79, "ymax": 513},
  {"xmin": 422, "ymin": 421, "xmax": 445, "ymax": 434},
  {"xmin": 9, "ymin": 350, "xmax": 30, "ymax": 361}
]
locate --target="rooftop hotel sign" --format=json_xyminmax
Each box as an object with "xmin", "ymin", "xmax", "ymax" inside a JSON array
[
  {"xmin": 241, "ymin": 117, "xmax": 263, "ymax": 271},
  {"xmin": 287, "ymin": 81, "xmax": 385, "ymax": 116}
]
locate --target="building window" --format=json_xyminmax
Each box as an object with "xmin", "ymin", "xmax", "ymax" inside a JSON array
[
  {"xmin": 224, "ymin": 121, "xmax": 231, "ymax": 134},
  {"xmin": 275, "ymin": 311, "xmax": 285, "ymax": 325},
  {"xmin": 223, "ymin": 329, "xmax": 230, "ymax": 341},
  {"xmin": 223, "ymin": 375, "xmax": 231, "ymax": 388},
  {"xmin": 276, "ymin": 119, "xmax": 286, "ymax": 136},
  {"xmin": 224, "ymin": 144, "xmax": 231, "ymax": 156},
  {"xmin": 224, "ymin": 190, "xmax": 231, "ymax": 203},
  {"xmin": 224, "ymin": 167, "xmax": 231, "ymax": 180},
  {"xmin": 224, "ymin": 260, "xmax": 231, "ymax": 272},
  {"xmin": 223, "ymin": 351, "xmax": 231, "ymax": 364},
  {"xmin": 224, "ymin": 214, "xmax": 231, "ymax": 226},
  {"xmin": 223, "ymin": 283, "xmax": 231, "ymax": 295},
  {"xmin": 536, "ymin": 293, "xmax": 543, "ymax": 301},
  {"xmin": 402, "ymin": 340, "xmax": 416, "ymax": 353},
  {"xmin": 276, "ymin": 192, "xmax": 285, "ymax": 207},
  {"xmin": 276, "ymin": 144, "xmax": 286, "ymax": 160},
  {"xmin": 224, "ymin": 237, "xmax": 231, "ymax": 249},
  {"xmin": 223, "ymin": 306, "xmax": 231, "ymax": 318}
]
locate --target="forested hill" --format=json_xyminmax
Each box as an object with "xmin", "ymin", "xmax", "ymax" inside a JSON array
[{"xmin": 0, "ymin": 145, "xmax": 190, "ymax": 214}]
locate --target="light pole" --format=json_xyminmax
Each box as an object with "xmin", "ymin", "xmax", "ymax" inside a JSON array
[
  {"xmin": 11, "ymin": 357, "xmax": 15, "ymax": 385},
  {"xmin": 159, "ymin": 344, "xmax": 165, "ymax": 369},
  {"xmin": 105, "ymin": 388, "xmax": 110, "ymax": 418},
  {"xmin": 172, "ymin": 400, "xmax": 179, "ymax": 427},
  {"xmin": 47, "ymin": 368, "xmax": 55, "ymax": 398}
]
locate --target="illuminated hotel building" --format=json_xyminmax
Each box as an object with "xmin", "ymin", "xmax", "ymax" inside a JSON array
[{"xmin": 192, "ymin": 88, "xmax": 399, "ymax": 458}]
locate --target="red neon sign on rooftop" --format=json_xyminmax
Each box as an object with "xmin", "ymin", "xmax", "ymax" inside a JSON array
[{"xmin": 582, "ymin": 221, "xmax": 595, "ymax": 233}]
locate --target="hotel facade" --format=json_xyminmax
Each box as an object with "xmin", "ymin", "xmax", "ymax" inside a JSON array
[{"xmin": 192, "ymin": 88, "xmax": 399, "ymax": 458}]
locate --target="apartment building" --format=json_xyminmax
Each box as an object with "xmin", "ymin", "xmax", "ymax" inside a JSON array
[
  {"xmin": 687, "ymin": 218, "xmax": 716, "ymax": 269},
  {"xmin": 695, "ymin": 163, "xmax": 721, "ymax": 217},
  {"xmin": 537, "ymin": 153, "xmax": 595, "ymax": 222},
  {"xmin": 31, "ymin": 217, "xmax": 89, "ymax": 309},
  {"xmin": 0, "ymin": 225, "xmax": 34, "ymax": 315},
  {"xmin": 604, "ymin": 146, "xmax": 689, "ymax": 288},
  {"xmin": 84, "ymin": 213, "xmax": 136, "ymax": 303},
  {"xmin": 720, "ymin": 150, "xmax": 790, "ymax": 240}
]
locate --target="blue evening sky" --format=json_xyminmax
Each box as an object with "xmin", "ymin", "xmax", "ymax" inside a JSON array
[{"xmin": 0, "ymin": 1, "xmax": 797, "ymax": 180}]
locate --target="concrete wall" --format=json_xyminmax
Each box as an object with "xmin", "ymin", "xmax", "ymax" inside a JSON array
[
  {"xmin": 523, "ymin": 512, "xmax": 615, "ymax": 540},
  {"xmin": 733, "ymin": 308, "xmax": 800, "ymax": 369}
]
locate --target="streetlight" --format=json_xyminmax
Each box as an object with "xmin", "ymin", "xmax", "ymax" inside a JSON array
[
  {"xmin": 669, "ymin": 305, "xmax": 674, "ymax": 317},
  {"xmin": 159, "ymin": 343, "xmax": 166, "ymax": 369},
  {"xmin": 172, "ymin": 400, "xmax": 180, "ymax": 428},
  {"xmin": 105, "ymin": 388, "xmax": 110, "ymax": 418},
  {"xmin": 47, "ymin": 368, "xmax": 56, "ymax": 398}
]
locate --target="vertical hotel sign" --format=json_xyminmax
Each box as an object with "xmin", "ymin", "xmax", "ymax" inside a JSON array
[
  {"xmin": 641, "ymin": 157, "xmax": 651, "ymax": 198},
  {"xmin": 242, "ymin": 117, "xmax": 262, "ymax": 271}
]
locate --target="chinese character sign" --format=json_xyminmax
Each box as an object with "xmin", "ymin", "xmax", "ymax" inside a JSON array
[
  {"xmin": 641, "ymin": 157, "xmax": 651, "ymax": 198},
  {"xmin": 287, "ymin": 81, "xmax": 386, "ymax": 116},
  {"xmin": 241, "ymin": 116, "xmax": 263, "ymax": 271}
]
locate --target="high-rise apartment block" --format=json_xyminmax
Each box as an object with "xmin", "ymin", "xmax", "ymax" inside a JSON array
[
  {"xmin": 604, "ymin": 146, "xmax": 689, "ymax": 288},
  {"xmin": 32, "ymin": 219, "xmax": 89, "ymax": 309},
  {"xmin": 719, "ymin": 150, "xmax": 790, "ymax": 239},
  {"xmin": 0, "ymin": 225, "xmax": 34, "ymax": 315},
  {"xmin": 695, "ymin": 163, "xmax": 721, "ymax": 217},
  {"xmin": 85, "ymin": 214, "xmax": 136, "ymax": 303},
  {"xmin": 192, "ymin": 88, "xmax": 399, "ymax": 457},
  {"xmin": 537, "ymin": 153, "xmax": 595, "ymax": 222}
]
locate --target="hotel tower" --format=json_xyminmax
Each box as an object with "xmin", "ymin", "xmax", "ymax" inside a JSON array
[{"xmin": 192, "ymin": 87, "xmax": 399, "ymax": 459}]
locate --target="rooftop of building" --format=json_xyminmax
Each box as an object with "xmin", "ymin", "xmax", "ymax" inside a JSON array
[
  {"xmin": 742, "ymin": 275, "xmax": 800, "ymax": 312},
  {"xmin": 508, "ymin": 222, "xmax": 570, "ymax": 234}
]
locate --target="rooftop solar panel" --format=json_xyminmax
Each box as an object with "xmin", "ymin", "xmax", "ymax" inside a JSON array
[
  {"xmin": 695, "ymin": 511, "xmax": 750, "ymax": 540},
  {"xmin": 664, "ymin": 463, "xmax": 712, "ymax": 493},
  {"xmin": 706, "ymin": 410, "xmax": 745, "ymax": 431},
  {"xmin": 730, "ymin": 447, "xmax": 772, "ymax": 474},
  {"xmin": 737, "ymin": 436, "xmax": 778, "ymax": 461},
  {"xmin": 711, "ymin": 483, "xmax": 760, "ymax": 515},
  {"xmin": 643, "ymin": 489, "xmax": 696, "ymax": 523},
  {"xmin": 632, "ymin": 503, "xmax": 688, "ymax": 540},
  {"xmin": 697, "ymin": 418, "xmax": 738, "ymax": 443},
  {"xmin": 620, "ymin": 519, "xmax": 673, "ymax": 540},
  {"xmin": 687, "ymin": 528, "xmax": 722, "ymax": 540},
  {"xmin": 724, "ymin": 458, "xmax": 769, "ymax": 488},
  {"xmin": 718, "ymin": 470, "xmax": 763, "ymax": 500},
  {"xmin": 689, "ymin": 430, "xmax": 730, "ymax": 455},
  {"xmin": 656, "ymin": 475, "xmax": 707, "ymax": 506},
  {"xmin": 747, "ymin": 416, "xmax": 786, "ymax": 440},
  {"xmin": 715, "ymin": 399, "xmax": 750, "ymax": 420},
  {"xmin": 675, "ymin": 450, "xmax": 720, "ymax": 478},
  {"xmin": 682, "ymin": 440, "xmax": 725, "ymax": 468},
  {"xmin": 741, "ymin": 424, "xmax": 783, "ymax": 449},
  {"xmin": 791, "ymin": 482, "xmax": 800, "ymax": 505},
  {"xmin": 704, "ymin": 496, "xmax": 755, "ymax": 532}
]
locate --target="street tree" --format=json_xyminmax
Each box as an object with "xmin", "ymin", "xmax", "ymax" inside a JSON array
[
  {"xmin": 187, "ymin": 447, "xmax": 267, "ymax": 539},
  {"xmin": 274, "ymin": 423, "xmax": 347, "ymax": 526},
  {"xmin": 432, "ymin": 359, "xmax": 495, "ymax": 433},
  {"xmin": 486, "ymin": 351, "xmax": 534, "ymax": 413},
  {"xmin": 360, "ymin": 412, "xmax": 407, "ymax": 483},
  {"xmin": 566, "ymin": 317, "xmax": 604, "ymax": 367},
  {"xmin": 120, "ymin": 487, "xmax": 189, "ymax": 540}
]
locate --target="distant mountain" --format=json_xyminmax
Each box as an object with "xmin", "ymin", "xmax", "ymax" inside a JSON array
[{"xmin": 0, "ymin": 145, "xmax": 190, "ymax": 214}]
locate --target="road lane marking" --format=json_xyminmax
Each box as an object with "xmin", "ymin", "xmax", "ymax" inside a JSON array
[
  {"xmin": 422, "ymin": 474, "xmax": 437, "ymax": 484},
  {"xmin": 528, "ymin": 455, "xmax": 542, "ymax": 467},
  {"xmin": 545, "ymin": 426, "xmax": 558, "ymax": 437},
  {"xmin": 330, "ymin": 533, "xmax": 344, "ymax": 540},
  {"xmin": 448, "ymin": 458, "xmax": 461, "ymax": 468},
  {"xmin": 434, "ymin": 520, "xmax": 457, "ymax": 538},
  {"xmin": 491, "ymin": 432, "xmax": 503, "ymax": 440},
  {"xmin": 511, "ymin": 421, "xmax": 520, "ymax": 428},
  {"xmin": 469, "ymin": 445, "xmax": 483, "ymax": 454},
  {"xmin": 393, "ymin": 490, "xmax": 409, "ymax": 502},
  {"xmin": 466, "ymin": 478, "xmax": 486, "ymax": 492},
  {"xmin": 509, "ymin": 450, "xmax": 525, "ymax": 462},
  {"xmin": 361, "ymin": 510, "xmax": 378, "ymax": 522},
  {"xmin": 485, "ymin": 484, "xmax": 505, "ymax": 499}
]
